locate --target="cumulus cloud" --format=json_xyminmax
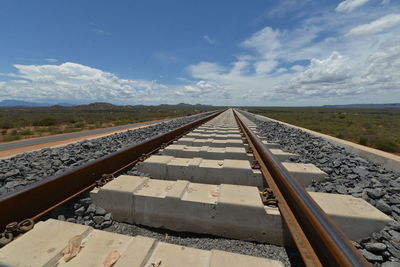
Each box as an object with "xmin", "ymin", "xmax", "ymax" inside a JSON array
[
  {"xmin": 290, "ymin": 65, "xmax": 305, "ymax": 72},
  {"xmin": 347, "ymin": 13, "xmax": 400, "ymax": 35},
  {"xmin": 240, "ymin": 24, "xmax": 325, "ymax": 64},
  {"xmin": 296, "ymin": 52, "xmax": 350, "ymax": 84},
  {"xmin": 336, "ymin": 0, "xmax": 370, "ymax": 13},
  {"xmin": 184, "ymin": 3, "xmax": 400, "ymax": 105},
  {"xmin": 0, "ymin": 62, "xmax": 167, "ymax": 103},
  {"xmin": 275, "ymin": 52, "xmax": 354, "ymax": 96},
  {"xmin": 5, "ymin": 2, "xmax": 398, "ymax": 106},
  {"xmin": 177, "ymin": 81, "xmax": 229, "ymax": 98},
  {"xmin": 273, "ymin": 41, "xmax": 400, "ymax": 99},
  {"xmin": 359, "ymin": 44, "xmax": 400, "ymax": 88},
  {"xmin": 187, "ymin": 61, "xmax": 225, "ymax": 80},
  {"xmin": 241, "ymin": 27, "xmax": 281, "ymax": 59},
  {"xmin": 254, "ymin": 60, "xmax": 278, "ymax": 74},
  {"xmin": 277, "ymin": 68, "xmax": 288, "ymax": 73}
]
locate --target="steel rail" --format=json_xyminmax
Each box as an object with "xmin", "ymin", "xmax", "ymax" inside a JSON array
[
  {"xmin": 0, "ymin": 110, "xmax": 224, "ymax": 231},
  {"xmin": 233, "ymin": 109, "xmax": 369, "ymax": 267}
]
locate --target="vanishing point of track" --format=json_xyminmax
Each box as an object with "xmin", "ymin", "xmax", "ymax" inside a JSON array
[{"xmin": 0, "ymin": 109, "xmax": 389, "ymax": 266}]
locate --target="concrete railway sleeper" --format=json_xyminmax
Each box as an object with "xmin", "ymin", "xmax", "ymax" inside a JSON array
[
  {"xmin": 0, "ymin": 111, "xmax": 223, "ymax": 239},
  {"xmin": 0, "ymin": 109, "xmax": 393, "ymax": 266}
]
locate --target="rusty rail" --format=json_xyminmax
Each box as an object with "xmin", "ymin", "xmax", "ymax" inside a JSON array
[
  {"xmin": 0, "ymin": 110, "xmax": 223, "ymax": 231},
  {"xmin": 233, "ymin": 109, "xmax": 369, "ymax": 267}
]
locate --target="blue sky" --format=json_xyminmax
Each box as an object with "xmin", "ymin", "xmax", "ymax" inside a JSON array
[{"xmin": 1, "ymin": 0, "xmax": 400, "ymax": 106}]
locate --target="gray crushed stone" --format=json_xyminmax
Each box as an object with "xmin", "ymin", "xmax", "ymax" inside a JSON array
[
  {"xmin": 0, "ymin": 113, "xmax": 210, "ymax": 195},
  {"xmin": 44, "ymin": 164, "xmax": 302, "ymax": 266},
  {"xmin": 35, "ymin": 112, "xmax": 303, "ymax": 267},
  {"xmin": 105, "ymin": 222, "xmax": 302, "ymax": 267},
  {"xmin": 242, "ymin": 110, "xmax": 400, "ymax": 266}
]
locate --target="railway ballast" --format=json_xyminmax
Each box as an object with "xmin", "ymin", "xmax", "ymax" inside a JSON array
[{"xmin": 0, "ymin": 109, "xmax": 398, "ymax": 266}]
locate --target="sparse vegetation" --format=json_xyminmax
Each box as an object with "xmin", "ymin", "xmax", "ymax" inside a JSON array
[
  {"xmin": 245, "ymin": 107, "xmax": 400, "ymax": 153},
  {"xmin": 0, "ymin": 103, "xmax": 219, "ymax": 143}
]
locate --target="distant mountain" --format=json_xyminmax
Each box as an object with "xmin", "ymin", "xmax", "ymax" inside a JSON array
[
  {"xmin": 76, "ymin": 102, "xmax": 117, "ymax": 109},
  {"xmin": 323, "ymin": 103, "xmax": 400, "ymax": 109},
  {"xmin": 56, "ymin": 102, "xmax": 75, "ymax": 106},
  {"xmin": 0, "ymin": 100, "xmax": 212, "ymax": 108}
]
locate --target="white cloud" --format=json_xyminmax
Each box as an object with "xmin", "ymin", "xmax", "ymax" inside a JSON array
[
  {"xmin": 171, "ymin": 80, "xmax": 232, "ymax": 105},
  {"xmin": 297, "ymin": 52, "xmax": 350, "ymax": 84},
  {"xmin": 266, "ymin": 0, "xmax": 312, "ymax": 17},
  {"xmin": 240, "ymin": 24, "xmax": 325, "ymax": 63},
  {"xmin": 4, "ymin": 2, "xmax": 400, "ymax": 106},
  {"xmin": 276, "ymin": 52, "xmax": 354, "ymax": 96},
  {"xmin": 347, "ymin": 13, "xmax": 400, "ymax": 35},
  {"xmin": 254, "ymin": 60, "xmax": 278, "ymax": 74},
  {"xmin": 45, "ymin": 58, "xmax": 58, "ymax": 63},
  {"xmin": 187, "ymin": 61, "xmax": 225, "ymax": 80},
  {"xmin": 176, "ymin": 80, "xmax": 230, "ymax": 98},
  {"xmin": 290, "ymin": 65, "xmax": 305, "ymax": 72},
  {"xmin": 203, "ymin": 35, "xmax": 216, "ymax": 44},
  {"xmin": 336, "ymin": 0, "xmax": 370, "ymax": 13},
  {"xmin": 277, "ymin": 68, "xmax": 288, "ymax": 73},
  {"xmin": 273, "ymin": 41, "xmax": 400, "ymax": 99},
  {"xmin": 241, "ymin": 27, "xmax": 281, "ymax": 59},
  {"xmin": 183, "ymin": 4, "xmax": 400, "ymax": 105},
  {"xmin": 0, "ymin": 62, "xmax": 167, "ymax": 103},
  {"xmin": 229, "ymin": 60, "xmax": 251, "ymax": 76},
  {"xmin": 359, "ymin": 44, "xmax": 400, "ymax": 88}
]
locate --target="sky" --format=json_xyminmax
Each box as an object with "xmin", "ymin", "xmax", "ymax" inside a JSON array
[{"xmin": 0, "ymin": 0, "xmax": 400, "ymax": 106}]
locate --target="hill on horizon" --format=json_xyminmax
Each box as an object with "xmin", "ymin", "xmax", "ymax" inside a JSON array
[{"xmin": 0, "ymin": 99, "xmax": 213, "ymax": 108}]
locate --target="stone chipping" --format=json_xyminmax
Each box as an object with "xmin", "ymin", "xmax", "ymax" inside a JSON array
[
  {"xmin": 44, "ymin": 182, "xmax": 301, "ymax": 267},
  {"xmin": 0, "ymin": 113, "xmax": 210, "ymax": 195},
  {"xmin": 242, "ymin": 111, "xmax": 400, "ymax": 266},
  {"xmin": 9, "ymin": 109, "xmax": 398, "ymax": 266},
  {"xmin": 1, "ymin": 111, "xmax": 302, "ymax": 266}
]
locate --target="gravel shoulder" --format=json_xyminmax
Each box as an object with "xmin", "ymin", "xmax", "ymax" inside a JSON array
[
  {"xmin": 0, "ymin": 113, "xmax": 210, "ymax": 195},
  {"xmin": 0, "ymin": 119, "xmax": 167, "ymax": 151},
  {"xmin": 0, "ymin": 123, "xmax": 159, "ymax": 159},
  {"xmin": 242, "ymin": 111, "xmax": 400, "ymax": 266}
]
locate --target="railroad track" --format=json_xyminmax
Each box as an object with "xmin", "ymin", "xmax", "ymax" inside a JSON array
[{"xmin": 0, "ymin": 109, "xmax": 394, "ymax": 266}]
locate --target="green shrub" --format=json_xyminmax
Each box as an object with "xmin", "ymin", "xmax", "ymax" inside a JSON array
[
  {"xmin": 33, "ymin": 117, "xmax": 58, "ymax": 126},
  {"xmin": 0, "ymin": 121, "xmax": 13, "ymax": 129},
  {"xmin": 359, "ymin": 137, "xmax": 368, "ymax": 146},
  {"xmin": 336, "ymin": 133, "xmax": 344, "ymax": 139},
  {"xmin": 74, "ymin": 122, "xmax": 85, "ymax": 128},
  {"xmin": 3, "ymin": 135, "xmax": 21, "ymax": 141},
  {"xmin": 49, "ymin": 126, "xmax": 61, "ymax": 134},
  {"xmin": 19, "ymin": 129, "xmax": 34, "ymax": 135},
  {"xmin": 375, "ymin": 139, "xmax": 399, "ymax": 152},
  {"xmin": 36, "ymin": 127, "xmax": 49, "ymax": 133}
]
